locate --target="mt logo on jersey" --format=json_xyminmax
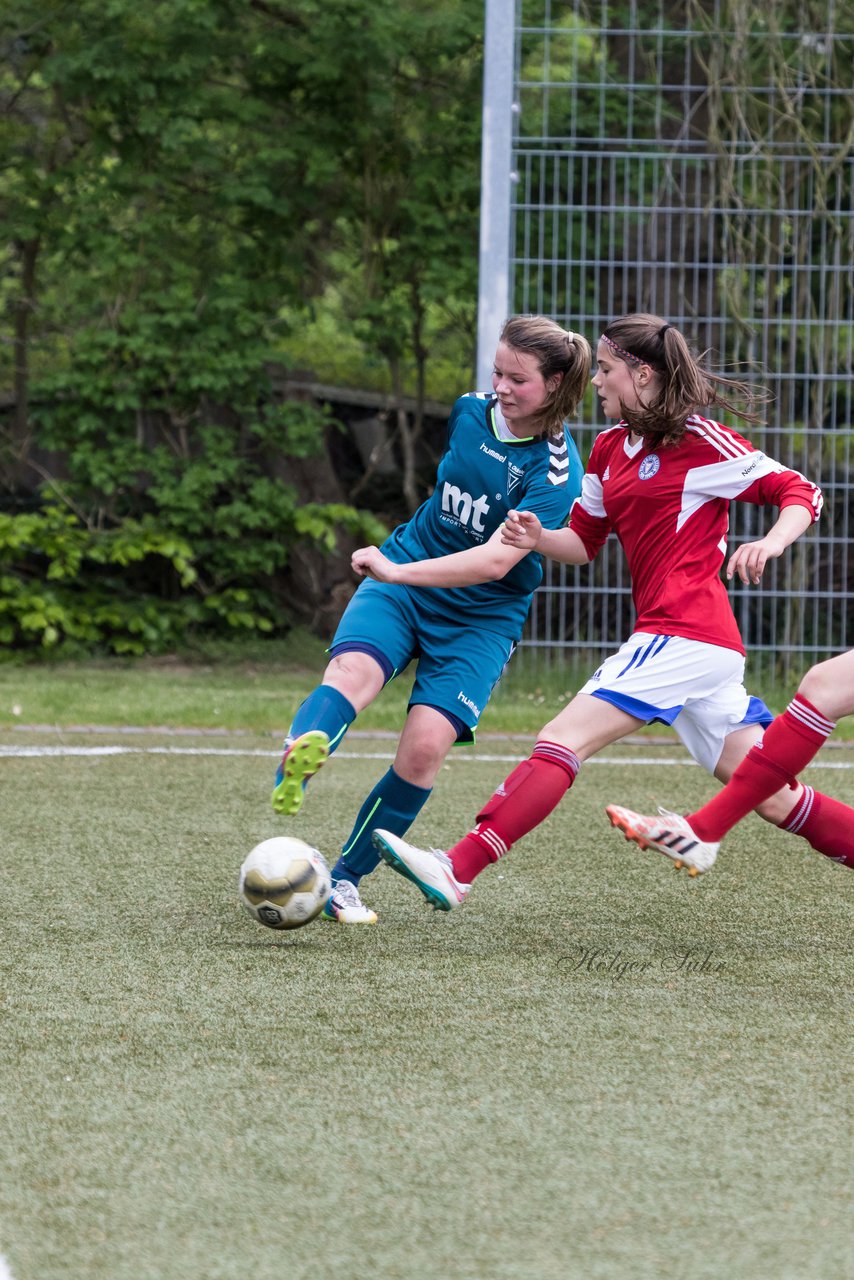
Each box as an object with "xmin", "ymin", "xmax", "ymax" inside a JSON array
[{"xmin": 441, "ymin": 482, "xmax": 490, "ymax": 532}]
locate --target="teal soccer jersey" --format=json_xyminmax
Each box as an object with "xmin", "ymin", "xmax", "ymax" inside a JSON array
[{"xmin": 380, "ymin": 393, "xmax": 583, "ymax": 639}]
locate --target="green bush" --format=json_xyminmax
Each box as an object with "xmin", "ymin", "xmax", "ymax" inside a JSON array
[{"xmin": 0, "ymin": 502, "xmax": 385, "ymax": 656}]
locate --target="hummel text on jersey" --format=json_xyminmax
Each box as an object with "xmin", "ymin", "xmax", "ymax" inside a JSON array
[
  {"xmin": 479, "ymin": 443, "xmax": 507, "ymax": 463},
  {"xmin": 441, "ymin": 483, "xmax": 490, "ymax": 532},
  {"xmin": 457, "ymin": 691, "xmax": 481, "ymax": 717}
]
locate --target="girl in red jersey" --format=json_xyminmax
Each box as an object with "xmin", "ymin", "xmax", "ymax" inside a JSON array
[{"xmin": 369, "ymin": 313, "xmax": 849, "ymax": 908}]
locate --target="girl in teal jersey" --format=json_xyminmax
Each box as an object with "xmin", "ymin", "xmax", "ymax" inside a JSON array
[{"xmin": 271, "ymin": 315, "xmax": 590, "ymax": 923}]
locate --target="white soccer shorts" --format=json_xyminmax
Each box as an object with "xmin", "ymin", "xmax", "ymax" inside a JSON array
[{"xmin": 578, "ymin": 631, "xmax": 772, "ymax": 773}]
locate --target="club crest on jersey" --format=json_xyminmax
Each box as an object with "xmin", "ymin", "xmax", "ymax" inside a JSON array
[
  {"xmin": 507, "ymin": 461, "xmax": 525, "ymax": 493},
  {"xmin": 638, "ymin": 454, "xmax": 660, "ymax": 480}
]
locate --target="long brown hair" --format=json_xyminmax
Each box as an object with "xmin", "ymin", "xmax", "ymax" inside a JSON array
[
  {"xmin": 500, "ymin": 315, "xmax": 591, "ymax": 439},
  {"xmin": 601, "ymin": 313, "xmax": 772, "ymax": 446}
]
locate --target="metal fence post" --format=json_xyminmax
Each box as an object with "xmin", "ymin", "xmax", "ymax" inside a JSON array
[{"xmin": 476, "ymin": 0, "xmax": 517, "ymax": 391}]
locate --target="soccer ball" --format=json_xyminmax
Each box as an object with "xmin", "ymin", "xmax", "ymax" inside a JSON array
[{"xmin": 238, "ymin": 836, "xmax": 331, "ymax": 931}]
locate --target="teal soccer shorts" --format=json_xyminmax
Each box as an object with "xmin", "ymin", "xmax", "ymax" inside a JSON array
[{"xmin": 331, "ymin": 578, "xmax": 516, "ymax": 743}]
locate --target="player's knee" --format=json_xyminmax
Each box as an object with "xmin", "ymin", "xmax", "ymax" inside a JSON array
[
  {"xmin": 798, "ymin": 659, "xmax": 850, "ymax": 721},
  {"xmin": 323, "ymin": 652, "xmax": 385, "ymax": 704},
  {"xmin": 394, "ymin": 734, "xmax": 449, "ymax": 786},
  {"xmin": 395, "ymin": 750, "xmax": 446, "ymax": 789},
  {"xmin": 539, "ymin": 713, "xmax": 572, "ymax": 744}
]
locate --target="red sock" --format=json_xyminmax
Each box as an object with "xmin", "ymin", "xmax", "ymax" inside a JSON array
[
  {"xmin": 449, "ymin": 741, "xmax": 580, "ymax": 883},
  {"xmin": 778, "ymin": 786, "xmax": 854, "ymax": 869},
  {"xmin": 690, "ymin": 695, "xmax": 836, "ymax": 842}
]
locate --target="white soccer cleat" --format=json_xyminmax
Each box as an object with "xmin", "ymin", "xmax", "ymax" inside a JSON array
[
  {"xmin": 605, "ymin": 805, "xmax": 719, "ymax": 875},
  {"xmin": 320, "ymin": 878, "xmax": 378, "ymax": 925},
  {"xmin": 372, "ymin": 829, "xmax": 471, "ymax": 911}
]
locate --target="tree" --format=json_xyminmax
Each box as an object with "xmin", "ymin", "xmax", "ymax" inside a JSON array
[
  {"xmin": 0, "ymin": 0, "xmax": 487, "ymax": 650},
  {"xmin": 325, "ymin": 0, "xmax": 483, "ymax": 512}
]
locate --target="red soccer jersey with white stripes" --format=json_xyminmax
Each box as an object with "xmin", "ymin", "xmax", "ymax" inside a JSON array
[{"xmin": 569, "ymin": 415, "xmax": 822, "ymax": 653}]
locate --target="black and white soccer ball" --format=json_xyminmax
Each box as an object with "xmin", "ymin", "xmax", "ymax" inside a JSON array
[{"xmin": 238, "ymin": 836, "xmax": 332, "ymax": 931}]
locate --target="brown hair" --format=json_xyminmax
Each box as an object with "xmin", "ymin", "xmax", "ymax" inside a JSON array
[
  {"xmin": 499, "ymin": 315, "xmax": 592, "ymax": 439},
  {"xmin": 601, "ymin": 313, "xmax": 772, "ymax": 447}
]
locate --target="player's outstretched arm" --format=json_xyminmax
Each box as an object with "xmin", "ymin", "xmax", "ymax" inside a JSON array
[
  {"xmin": 726, "ymin": 504, "xmax": 812, "ymax": 584},
  {"xmin": 352, "ymin": 526, "xmax": 529, "ymax": 589},
  {"xmin": 502, "ymin": 509, "xmax": 590, "ymax": 565}
]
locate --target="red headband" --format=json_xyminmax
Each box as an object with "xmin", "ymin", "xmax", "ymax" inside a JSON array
[
  {"xmin": 601, "ymin": 324, "xmax": 671, "ymax": 365},
  {"xmin": 600, "ymin": 335, "xmax": 644, "ymax": 365}
]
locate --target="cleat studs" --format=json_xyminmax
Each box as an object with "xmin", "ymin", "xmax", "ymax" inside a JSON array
[
  {"xmin": 673, "ymin": 860, "xmax": 684, "ymax": 870},
  {"xmin": 688, "ymin": 867, "xmax": 699, "ymax": 878}
]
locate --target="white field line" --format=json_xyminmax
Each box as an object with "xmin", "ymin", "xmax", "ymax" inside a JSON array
[
  {"xmin": 0, "ymin": 1255, "xmax": 14, "ymax": 1280},
  {"xmin": 1, "ymin": 743, "xmax": 853, "ymax": 769}
]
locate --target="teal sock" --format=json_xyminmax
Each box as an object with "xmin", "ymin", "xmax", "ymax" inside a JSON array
[
  {"xmin": 332, "ymin": 767, "xmax": 431, "ymax": 883},
  {"xmin": 275, "ymin": 685, "xmax": 356, "ymax": 786}
]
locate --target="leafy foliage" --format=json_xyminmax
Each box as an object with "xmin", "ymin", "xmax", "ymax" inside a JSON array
[
  {"xmin": 0, "ymin": 504, "xmax": 196, "ymax": 653},
  {"xmin": 1, "ymin": 0, "xmax": 464, "ymax": 652},
  {"xmin": 0, "ymin": 498, "xmax": 387, "ymax": 655}
]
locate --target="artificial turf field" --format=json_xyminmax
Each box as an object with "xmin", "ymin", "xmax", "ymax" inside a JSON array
[{"xmin": 1, "ymin": 720, "xmax": 851, "ymax": 1280}]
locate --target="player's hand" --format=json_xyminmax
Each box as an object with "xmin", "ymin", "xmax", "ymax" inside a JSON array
[
  {"xmin": 500, "ymin": 509, "xmax": 542, "ymax": 550},
  {"xmin": 351, "ymin": 545, "xmax": 399, "ymax": 582},
  {"xmin": 726, "ymin": 534, "xmax": 786, "ymax": 585}
]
